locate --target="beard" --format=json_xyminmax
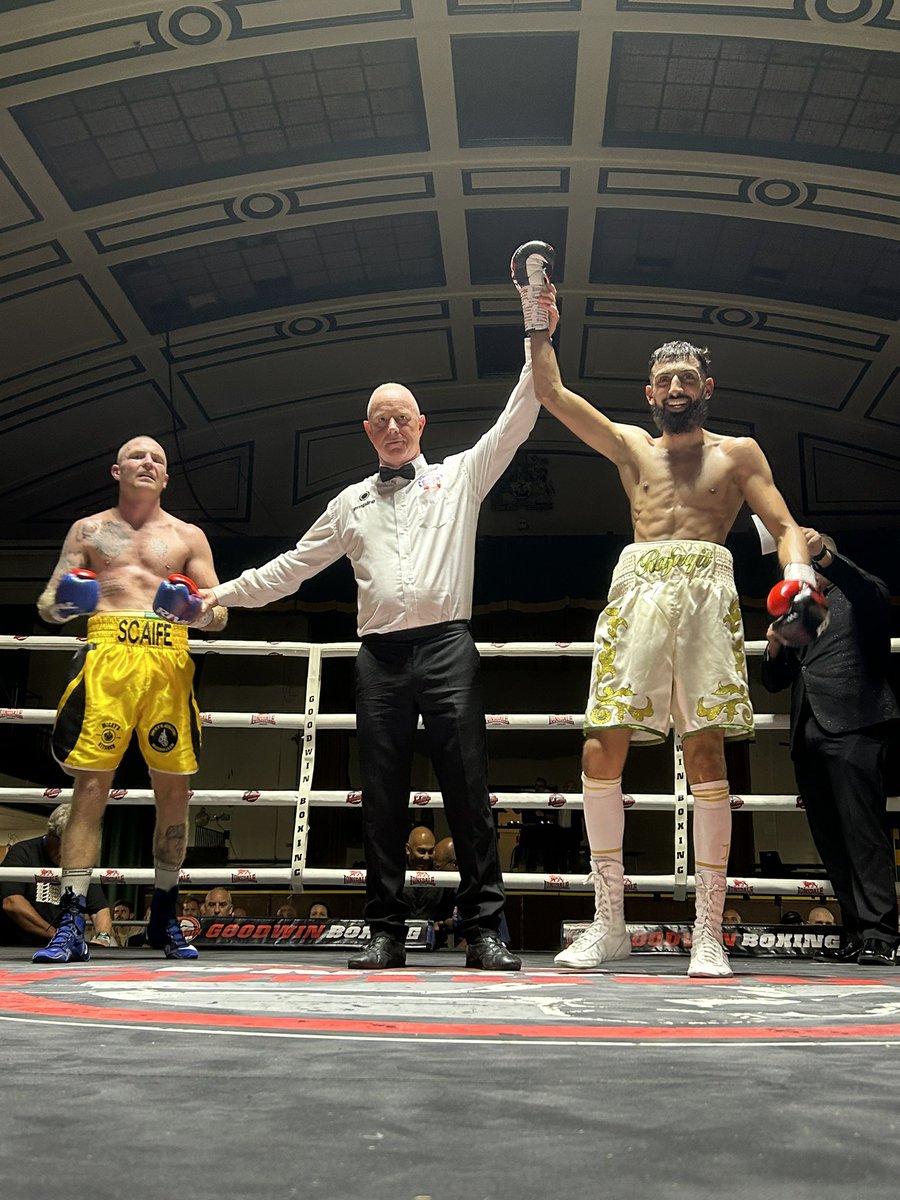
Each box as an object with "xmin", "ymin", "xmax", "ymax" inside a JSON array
[{"xmin": 650, "ymin": 394, "xmax": 708, "ymax": 435}]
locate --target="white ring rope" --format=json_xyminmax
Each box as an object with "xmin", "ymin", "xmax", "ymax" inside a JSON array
[
  {"xmin": 5, "ymin": 787, "xmax": 881, "ymax": 811},
  {"xmin": 0, "ymin": 634, "xmax": 896, "ymax": 896},
  {"xmin": 0, "ymin": 865, "xmax": 835, "ymax": 898}
]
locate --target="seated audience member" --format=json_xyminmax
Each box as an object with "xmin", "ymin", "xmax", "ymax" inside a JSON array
[
  {"xmin": 406, "ymin": 825, "xmax": 435, "ymax": 869},
  {"xmin": 781, "ymin": 910, "xmax": 803, "ymax": 925},
  {"xmin": 180, "ymin": 896, "xmax": 202, "ymax": 920},
  {"xmin": 0, "ymin": 805, "xmax": 112, "ymax": 947},
  {"xmin": 275, "ymin": 902, "xmax": 299, "ymax": 920},
  {"xmin": 112, "ymin": 900, "xmax": 144, "ymax": 947},
  {"xmin": 231, "ymin": 906, "xmax": 248, "ymax": 918},
  {"xmin": 808, "ymin": 906, "xmax": 836, "ymax": 925},
  {"xmin": 307, "ymin": 902, "xmax": 330, "ymax": 920},
  {"xmin": 203, "ymin": 887, "xmax": 233, "ymax": 917},
  {"xmin": 722, "ymin": 908, "xmax": 743, "ymax": 926}
]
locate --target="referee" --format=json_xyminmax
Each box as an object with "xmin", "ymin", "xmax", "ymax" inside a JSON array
[{"xmin": 201, "ymin": 334, "xmax": 550, "ymax": 970}]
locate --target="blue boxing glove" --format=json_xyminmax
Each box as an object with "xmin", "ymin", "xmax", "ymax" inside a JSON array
[
  {"xmin": 54, "ymin": 569, "xmax": 99, "ymax": 622},
  {"xmin": 153, "ymin": 574, "xmax": 211, "ymax": 627}
]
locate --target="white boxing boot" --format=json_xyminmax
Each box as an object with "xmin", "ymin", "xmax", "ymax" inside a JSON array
[
  {"xmin": 688, "ymin": 869, "xmax": 733, "ymax": 978},
  {"xmin": 554, "ymin": 857, "xmax": 631, "ymax": 969}
]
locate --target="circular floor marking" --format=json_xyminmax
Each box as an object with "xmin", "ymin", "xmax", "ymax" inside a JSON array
[{"xmin": 2, "ymin": 957, "xmax": 900, "ymax": 1044}]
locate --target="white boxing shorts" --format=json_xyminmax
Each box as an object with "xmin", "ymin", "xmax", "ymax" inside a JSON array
[{"xmin": 584, "ymin": 541, "xmax": 753, "ymax": 745}]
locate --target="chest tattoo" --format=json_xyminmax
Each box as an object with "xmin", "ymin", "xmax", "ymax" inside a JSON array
[{"xmin": 83, "ymin": 520, "xmax": 131, "ymax": 564}]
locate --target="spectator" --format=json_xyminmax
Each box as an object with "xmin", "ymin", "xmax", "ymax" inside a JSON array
[
  {"xmin": 0, "ymin": 805, "xmax": 112, "ymax": 947},
  {"xmin": 762, "ymin": 528, "xmax": 900, "ymax": 966},
  {"xmin": 722, "ymin": 908, "xmax": 743, "ymax": 926},
  {"xmin": 275, "ymin": 902, "xmax": 298, "ymax": 920},
  {"xmin": 781, "ymin": 910, "xmax": 803, "ymax": 925},
  {"xmin": 402, "ymin": 825, "xmax": 444, "ymax": 921},
  {"xmin": 203, "ymin": 887, "xmax": 233, "ymax": 917},
  {"xmin": 231, "ymin": 906, "xmax": 248, "ymax": 918},
  {"xmin": 809, "ymin": 906, "xmax": 836, "ymax": 926},
  {"xmin": 112, "ymin": 900, "xmax": 143, "ymax": 947},
  {"xmin": 406, "ymin": 826, "xmax": 435, "ymax": 869},
  {"xmin": 180, "ymin": 896, "xmax": 202, "ymax": 920},
  {"xmin": 307, "ymin": 902, "xmax": 330, "ymax": 920}
]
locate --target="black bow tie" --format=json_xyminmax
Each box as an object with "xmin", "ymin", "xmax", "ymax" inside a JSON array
[{"xmin": 379, "ymin": 463, "xmax": 415, "ymax": 483}]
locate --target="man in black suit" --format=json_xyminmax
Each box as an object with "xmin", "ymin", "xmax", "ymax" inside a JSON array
[{"xmin": 761, "ymin": 528, "xmax": 900, "ymax": 965}]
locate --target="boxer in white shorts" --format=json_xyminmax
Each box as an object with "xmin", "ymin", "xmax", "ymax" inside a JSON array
[{"xmin": 516, "ymin": 265, "xmax": 818, "ymax": 978}]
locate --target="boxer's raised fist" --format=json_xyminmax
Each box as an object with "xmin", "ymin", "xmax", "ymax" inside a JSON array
[
  {"xmin": 767, "ymin": 580, "xmax": 828, "ymax": 646},
  {"xmin": 54, "ymin": 569, "xmax": 99, "ymax": 621},
  {"xmin": 511, "ymin": 240, "xmax": 555, "ymax": 334},
  {"xmin": 153, "ymin": 574, "xmax": 211, "ymax": 626}
]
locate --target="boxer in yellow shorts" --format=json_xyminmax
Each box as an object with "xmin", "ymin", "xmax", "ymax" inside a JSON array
[
  {"xmin": 585, "ymin": 541, "xmax": 753, "ymax": 744},
  {"xmin": 32, "ymin": 435, "xmax": 227, "ymax": 966},
  {"xmin": 53, "ymin": 613, "xmax": 202, "ymax": 775}
]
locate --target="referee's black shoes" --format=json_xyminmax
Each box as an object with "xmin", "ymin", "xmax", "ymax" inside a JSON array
[
  {"xmin": 465, "ymin": 931, "xmax": 522, "ymax": 971},
  {"xmin": 347, "ymin": 932, "xmax": 406, "ymax": 969},
  {"xmin": 857, "ymin": 937, "xmax": 896, "ymax": 966},
  {"xmin": 814, "ymin": 935, "xmax": 863, "ymax": 963}
]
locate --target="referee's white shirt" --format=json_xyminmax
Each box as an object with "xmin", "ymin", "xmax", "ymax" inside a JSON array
[{"xmin": 213, "ymin": 352, "xmax": 538, "ymax": 636}]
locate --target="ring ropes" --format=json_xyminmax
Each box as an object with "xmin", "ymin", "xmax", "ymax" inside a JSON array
[{"xmin": 0, "ymin": 635, "xmax": 897, "ymax": 902}]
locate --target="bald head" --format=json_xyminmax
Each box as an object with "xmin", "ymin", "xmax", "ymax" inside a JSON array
[
  {"xmin": 116, "ymin": 436, "xmax": 167, "ymax": 466},
  {"xmin": 203, "ymin": 887, "xmax": 233, "ymax": 916},
  {"xmin": 406, "ymin": 825, "xmax": 435, "ymax": 868},
  {"xmin": 433, "ymin": 837, "xmax": 457, "ymax": 872},
  {"xmin": 365, "ymin": 383, "xmax": 426, "ymax": 470},
  {"xmin": 366, "ymin": 383, "xmax": 420, "ymax": 420},
  {"xmin": 808, "ymin": 906, "xmax": 835, "ymax": 925}
]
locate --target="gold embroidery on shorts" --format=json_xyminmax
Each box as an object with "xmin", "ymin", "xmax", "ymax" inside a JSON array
[
  {"xmin": 696, "ymin": 682, "xmax": 752, "ymax": 726},
  {"xmin": 636, "ymin": 546, "xmax": 714, "ymax": 579},
  {"xmin": 695, "ymin": 599, "xmax": 751, "ymax": 727},
  {"xmin": 589, "ymin": 604, "xmax": 653, "ymax": 726},
  {"xmin": 591, "ymin": 686, "xmax": 654, "ymax": 727}
]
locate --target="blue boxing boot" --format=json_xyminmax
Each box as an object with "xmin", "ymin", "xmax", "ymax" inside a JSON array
[
  {"xmin": 33, "ymin": 887, "xmax": 90, "ymax": 964},
  {"xmin": 146, "ymin": 886, "xmax": 199, "ymax": 960}
]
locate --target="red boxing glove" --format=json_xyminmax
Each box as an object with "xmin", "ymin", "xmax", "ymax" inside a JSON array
[
  {"xmin": 153, "ymin": 573, "xmax": 211, "ymax": 626},
  {"xmin": 168, "ymin": 573, "xmax": 199, "ymax": 595},
  {"xmin": 767, "ymin": 580, "xmax": 828, "ymax": 646},
  {"xmin": 766, "ymin": 579, "xmax": 802, "ymax": 618}
]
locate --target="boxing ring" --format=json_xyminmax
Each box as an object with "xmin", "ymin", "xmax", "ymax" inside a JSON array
[{"xmin": 2, "ymin": 632, "xmax": 900, "ymax": 1200}]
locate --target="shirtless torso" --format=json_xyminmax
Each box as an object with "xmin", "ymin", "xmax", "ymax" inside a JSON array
[
  {"xmin": 37, "ymin": 436, "xmax": 226, "ymax": 628},
  {"xmin": 531, "ymin": 339, "xmax": 807, "ymax": 563},
  {"xmin": 40, "ymin": 507, "xmax": 210, "ymax": 615}
]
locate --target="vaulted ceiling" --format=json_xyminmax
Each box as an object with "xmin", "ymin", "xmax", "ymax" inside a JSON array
[{"xmin": 2, "ymin": 0, "xmax": 900, "ymax": 570}]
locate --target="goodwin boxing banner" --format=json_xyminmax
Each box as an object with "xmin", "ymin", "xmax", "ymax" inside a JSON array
[
  {"xmin": 560, "ymin": 922, "xmax": 843, "ymax": 958},
  {"xmin": 183, "ymin": 916, "xmax": 433, "ymax": 950}
]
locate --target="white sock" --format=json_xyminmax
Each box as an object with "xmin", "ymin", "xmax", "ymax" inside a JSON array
[
  {"xmin": 691, "ymin": 779, "xmax": 731, "ymax": 873},
  {"xmin": 154, "ymin": 862, "xmax": 180, "ymax": 893},
  {"xmin": 60, "ymin": 869, "xmax": 92, "ymax": 900},
  {"xmin": 582, "ymin": 773, "xmax": 625, "ymax": 865}
]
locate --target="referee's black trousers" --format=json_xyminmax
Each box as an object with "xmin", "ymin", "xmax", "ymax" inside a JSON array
[{"xmin": 355, "ymin": 621, "xmax": 505, "ymax": 940}]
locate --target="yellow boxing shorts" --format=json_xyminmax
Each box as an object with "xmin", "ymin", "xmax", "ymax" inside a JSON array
[
  {"xmin": 52, "ymin": 613, "xmax": 201, "ymax": 775},
  {"xmin": 584, "ymin": 541, "xmax": 753, "ymax": 745}
]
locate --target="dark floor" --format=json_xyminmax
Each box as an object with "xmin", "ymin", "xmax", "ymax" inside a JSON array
[{"xmin": 2, "ymin": 948, "xmax": 899, "ymax": 1200}]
